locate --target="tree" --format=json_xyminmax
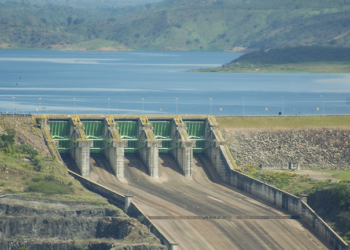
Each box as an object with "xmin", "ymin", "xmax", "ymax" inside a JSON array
[{"xmin": 67, "ymin": 16, "xmax": 72, "ymax": 26}]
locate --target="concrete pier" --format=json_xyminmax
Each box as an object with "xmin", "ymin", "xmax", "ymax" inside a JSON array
[
  {"xmin": 170, "ymin": 118, "xmax": 194, "ymax": 178},
  {"xmin": 69, "ymin": 118, "xmax": 92, "ymax": 178},
  {"xmin": 203, "ymin": 117, "xmax": 231, "ymax": 182},
  {"xmin": 102, "ymin": 118, "xmax": 127, "ymax": 178},
  {"xmin": 137, "ymin": 118, "xmax": 161, "ymax": 178}
]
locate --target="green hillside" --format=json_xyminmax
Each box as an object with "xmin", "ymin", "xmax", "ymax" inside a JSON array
[
  {"xmin": 192, "ymin": 46, "xmax": 350, "ymax": 73},
  {"xmin": 1, "ymin": 0, "xmax": 350, "ymax": 50}
]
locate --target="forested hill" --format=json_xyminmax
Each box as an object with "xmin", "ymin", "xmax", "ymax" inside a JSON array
[{"xmin": 1, "ymin": 0, "xmax": 350, "ymax": 50}]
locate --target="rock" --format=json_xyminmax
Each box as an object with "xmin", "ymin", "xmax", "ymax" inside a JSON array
[
  {"xmin": 224, "ymin": 128, "xmax": 350, "ymax": 169},
  {"xmin": 0, "ymin": 197, "xmax": 165, "ymax": 250}
]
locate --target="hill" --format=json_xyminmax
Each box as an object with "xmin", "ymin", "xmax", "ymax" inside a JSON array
[
  {"xmin": 1, "ymin": 0, "xmax": 350, "ymax": 50},
  {"xmin": 191, "ymin": 46, "xmax": 350, "ymax": 72}
]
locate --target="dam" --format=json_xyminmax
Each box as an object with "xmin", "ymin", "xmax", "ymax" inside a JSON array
[{"xmin": 36, "ymin": 115, "xmax": 347, "ymax": 250}]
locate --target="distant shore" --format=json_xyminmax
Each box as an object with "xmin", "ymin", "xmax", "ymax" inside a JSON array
[
  {"xmin": 190, "ymin": 62, "xmax": 350, "ymax": 73},
  {"xmin": 191, "ymin": 46, "xmax": 350, "ymax": 73}
]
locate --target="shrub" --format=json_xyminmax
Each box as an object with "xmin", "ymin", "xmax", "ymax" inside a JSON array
[
  {"xmin": 138, "ymin": 215, "xmax": 145, "ymax": 223},
  {"xmin": 26, "ymin": 180, "xmax": 70, "ymax": 194},
  {"xmin": 33, "ymin": 164, "xmax": 42, "ymax": 172}
]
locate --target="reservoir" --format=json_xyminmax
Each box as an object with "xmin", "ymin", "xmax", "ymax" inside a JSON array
[{"xmin": 0, "ymin": 49, "xmax": 349, "ymax": 116}]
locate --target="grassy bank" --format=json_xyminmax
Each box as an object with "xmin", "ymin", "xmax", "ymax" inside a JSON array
[
  {"xmin": 216, "ymin": 115, "xmax": 350, "ymax": 130},
  {"xmin": 0, "ymin": 116, "xmax": 112, "ymax": 207},
  {"xmin": 192, "ymin": 46, "xmax": 350, "ymax": 73},
  {"xmin": 241, "ymin": 165, "xmax": 350, "ymax": 241}
]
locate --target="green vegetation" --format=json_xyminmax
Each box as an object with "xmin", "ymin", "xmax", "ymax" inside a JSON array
[
  {"xmin": 242, "ymin": 165, "xmax": 314, "ymax": 195},
  {"xmin": 241, "ymin": 165, "xmax": 350, "ymax": 241},
  {"xmin": 0, "ymin": 122, "xmax": 112, "ymax": 206},
  {"xmin": 1, "ymin": 0, "xmax": 350, "ymax": 50},
  {"xmin": 193, "ymin": 46, "xmax": 350, "ymax": 73},
  {"xmin": 217, "ymin": 115, "xmax": 350, "ymax": 129},
  {"xmin": 313, "ymin": 169, "xmax": 350, "ymax": 181}
]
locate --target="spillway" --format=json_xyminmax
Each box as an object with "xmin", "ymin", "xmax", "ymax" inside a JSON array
[
  {"xmin": 38, "ymin": 115, "xmax": 342, "ymax": 249},
  {"xmin": 62, "ymin": 153, "xmax": 327, "ymax": 250}
]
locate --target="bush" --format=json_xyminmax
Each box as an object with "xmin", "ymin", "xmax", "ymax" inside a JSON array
[
  {"xmin": 33, "ymin": 164, "xmax": 42, "ymax": 172},
  {"xmin": 0, "ymin": 128, "xmax": 16, "ymax": 148},
  {"xmin": 26, "ymin": 180, "xmax": 70, "ymax": 194},
  {"xmin": 138, "ymin": 215, "xmax": 145, "ymax": 223}
]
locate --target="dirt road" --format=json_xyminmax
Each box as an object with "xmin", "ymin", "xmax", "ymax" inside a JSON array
[{"xmin": 67, "ymin": 153, "xmax": 328, "ymax": 250}]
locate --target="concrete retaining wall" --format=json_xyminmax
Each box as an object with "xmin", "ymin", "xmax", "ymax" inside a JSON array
[
  {"xmin": 215, "ymin": 146, "xmax": 349, "ymax": 250},
  {"xmin": 68, "ymin": 170, "xmax": 176, "ymax": 250},
  {"xmin": 261, "ymin": 164, "xmax": 308, "ymax": 170}
]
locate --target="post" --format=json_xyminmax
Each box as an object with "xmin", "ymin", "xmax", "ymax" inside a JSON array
[
  {"xmin": 39, "ymin": 97, "xmax": 41, "ymax": 115},
  {"xmin": 142, "ymin": 97, "xmax": 144, "ymax": 115},
  {"xmin": 12, "ymin": 97, "xmax": 15, "ymax": 117},
  {"xmin": 210, "ymin": 97, "xmax": 212, "ymax": 115},
  {"xmin": 124, "ymin": 195, "xmax": 133, "ymax": 213},
  {"xmin": 176, "ymin": 97, "xmax": 178, "ymax": 115},
  {"xmin": 170, "ymin": 243, "xmax": 179, "ymax": 250},
  {"xmin": 299, "ymin": 194, "xmax": 308, "ymax": 204},
  {"xmin": 73, "ymin": 97, "xmax": 76, "ymax": 115},
  {"xmin": 108, "ymin": 97, "xmax": 110, "ymax": 115},
  {"xmin": 243, "ymin": 97, "xmax": 245, "ymax": 117}
]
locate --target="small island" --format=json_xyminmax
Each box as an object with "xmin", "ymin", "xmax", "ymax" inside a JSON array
[{"xmin": 191, "ymin": 46, "xmax": 350, "ymax": 73}]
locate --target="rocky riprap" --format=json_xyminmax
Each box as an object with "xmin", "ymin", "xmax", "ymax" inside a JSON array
[
  {"xmin": 224, "ymin": 128, "xmax": 350, "ymax": 169},
  {"xmin": 0, "ymin": 196, "xmax": 165, "ymax": 250}
]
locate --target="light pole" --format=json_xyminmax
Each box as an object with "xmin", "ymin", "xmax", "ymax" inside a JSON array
[
  {"xmin": 142, "ymin": 97, "xmax": 144, "ymax": 115},
  {"xmin": 210, "ymin": 98, "xmax": 212, "ymax": 115},
  {"xmin": 39, "ymin": 97, "xmax": 42, "ymax": 115},
  {"xmin": 73, "ymin": 97, "xmax": 76, "ymax": 115},
  {"xmin": 243, "ymin": 97, "xmax": 245, "ymax": 117},
  {"xmin": 12, "ymin": 97, "xmax": 15, "ymax": 117},
  {"xmin": 108, "ymin": 97, "xmax": 110, "ymax": 115},
  {"xmin": 281, "ymin": 96, "xmax": 284, "ymax": 115},
  {"xmin": 176, "ymin": 98, "xmax": 178, "ymax": 115},
  {"xmin": 321, "ymin": 95, "xmax": 324, "ymax": 116}
]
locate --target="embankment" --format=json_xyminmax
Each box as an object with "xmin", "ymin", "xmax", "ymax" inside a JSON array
[{"xmin": 224, "ymin": 128, "xmax": 350, "ymax": 169}]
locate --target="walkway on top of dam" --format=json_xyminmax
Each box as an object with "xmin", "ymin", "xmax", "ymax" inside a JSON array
[{"xmin": 63, "ymin": 153, "xmax": 328, "ymax": 250}]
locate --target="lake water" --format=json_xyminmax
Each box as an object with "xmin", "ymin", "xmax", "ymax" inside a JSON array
[{"xmin": 0, "ymin": 49, "xmax": 349, "ymax": 116}]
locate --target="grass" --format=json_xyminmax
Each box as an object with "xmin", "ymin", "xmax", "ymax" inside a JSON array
[
  {"xmin": 216, "ymin": 115, "xmax": 350, "ymax": 129},
  {"xmin": 0, "ymin": 148, "xmax": 114, "ymax": 206},
  {"xmin": 312, "ymin": 169, "xmax": 350, "ymax": 181}
]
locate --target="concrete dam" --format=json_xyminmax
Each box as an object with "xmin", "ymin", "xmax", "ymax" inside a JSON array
[{"xmin": 36, "ymin": 115, "xmax": 347, "ymax": 250}]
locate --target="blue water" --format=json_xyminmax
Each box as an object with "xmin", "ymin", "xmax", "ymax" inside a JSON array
[{"xmin": 0, "ymin": 49, "xmax": 349, "ymax": 116}]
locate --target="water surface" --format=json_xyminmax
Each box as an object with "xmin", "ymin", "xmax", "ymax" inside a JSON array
[{"xmin": 0, "ymin": 50, "xmax": 349, "ymax": 116}]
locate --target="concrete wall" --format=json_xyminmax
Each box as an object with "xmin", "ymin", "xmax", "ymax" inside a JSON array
[
  {"xmin": 102, "ymin": 118, "xmax": 126, "ymax": 178},
  {"xmin": 138, "ymin": 140, "xmax": 160, "ymax": 177},
  {"xmin": 170, "ymin": 119, "xmax": 193, "ymax": 178},
  {"xmin": 171, "ymin": 143, "xmax": 193, "ymax": 177},
  {"xmin": 201, "ymin": 116, "xmax": 348, "ymax": 250},
  {"xmin": 137, "ymin": 118, "xmax": 161, "ymax": 178},
  {"xmin": 261, "ymin": 163, "xmax": 308, "ymax": 170},
  {"xmin": 68, "ymin": 169, "xmax": 177, "ymax": 250},
  {"xmin": 69, "ymin": 141, "xmax": 92, "ymax": 178},
  {"xmin": 103, "ymin": 141, "xmax": 126, "ymax": 178},
  {"xmin": 209, "ymin": 144, "xmax": 348, "ymax": 250}
]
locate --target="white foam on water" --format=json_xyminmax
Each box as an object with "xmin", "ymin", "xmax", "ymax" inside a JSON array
[
  {"xmin": 0, "ymin": 58, "xmax": 220, "ymax": 67},
  {"xmin": 0, "ymin": 88, "xmax": 162, "ymax": 92},
  {"xmin": 0, "ymin": 58, "xmax": 120, "ymax": 64}
]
